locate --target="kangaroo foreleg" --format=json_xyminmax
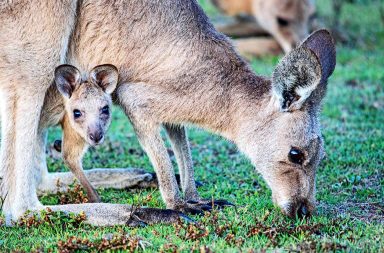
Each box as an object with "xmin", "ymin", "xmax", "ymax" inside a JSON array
[
  {"xmin": 164, "ymin": 124, "xmax": 234, "ymax": 210},
  {"xmin": 164, "ymin": 124, "xmax": 199, "ymax": 200},
  {"xmin": 132, "ymin": 123, "xmax": 183, "ymax": 209},
  {"xmin": 61, "ymin": 115, "xmax": 100, "ymax": 202},
  {"xmin": 116, "ymin": 83, "xmax": 221, "ymax": 215}
]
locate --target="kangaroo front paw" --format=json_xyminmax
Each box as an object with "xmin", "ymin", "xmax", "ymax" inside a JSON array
[{"xmin": 127, "ymin": 208, "xmax": 193, "ymax": 227}]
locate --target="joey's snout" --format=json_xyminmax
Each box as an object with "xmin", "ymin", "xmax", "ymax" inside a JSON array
[{"xmin": 88, "ymin": 127, "xmax": 104, "ymax": 145}]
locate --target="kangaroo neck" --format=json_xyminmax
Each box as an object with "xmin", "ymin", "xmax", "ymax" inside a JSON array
[{"xmin": 174, "ymin": 61, "xmax": 272, "ymax": 141}]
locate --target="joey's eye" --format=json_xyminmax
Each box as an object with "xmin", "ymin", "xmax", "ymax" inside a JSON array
[
  {"xmin": 73, "ymin": 109, "xmax": 82, "ymax": 119},
  {"xmin": 101, "ymin": 105, "xmax": 110, "ymax": 115},
  {"xmin": 277, "ymin": 17, "xmax": 290, "ymax": 27},
  {"xmin": 288, "ymin": 147, "xmax": 305, "ymax": 165}
]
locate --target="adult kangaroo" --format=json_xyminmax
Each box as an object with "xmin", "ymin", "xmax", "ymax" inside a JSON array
[{"xmin": 0, "ymin": 0, "xmax": 335, "ymax": 224}]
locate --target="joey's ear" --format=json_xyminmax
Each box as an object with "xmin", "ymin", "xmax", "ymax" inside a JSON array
[
  {"xmin": 272, "ymin": 29, "xmax": 336, "ymax": 112},
  {"xmin": 89, "ymin": 64, "xmax": 119, "ymax": 94},
  {"xmin": 55, "ymin": 65, "xmax": 82, "ymax": 98}
]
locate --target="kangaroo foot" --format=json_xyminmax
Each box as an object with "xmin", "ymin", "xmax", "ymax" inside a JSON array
[
  {"xmin": 176, "ymin": 199, "xmax": 235, "ymax": 215},
  {"xmin": 45, "ymin": 203, "xmax": 192, "ymax": 226},
  {"xmin": 127, "ymin": 208, "xmax": 193, "ymax": 227}
]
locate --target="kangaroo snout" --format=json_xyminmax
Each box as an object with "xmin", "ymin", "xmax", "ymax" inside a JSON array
[
  {"xmin": 272, "ymin": 187, "xmax": 315, "ymax": 219},
  {"xmin": 280, "ymin": 199, "xmax": 314, "ymax": 218},
  {"xmin": 88, "ymin": 128, "xmax": 104, "ymax": 145}
]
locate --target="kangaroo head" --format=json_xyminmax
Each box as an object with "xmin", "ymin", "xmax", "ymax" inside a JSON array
[
  {"xmin": 253, "ymin": 0, "xmax": 315, "ymax": 53},
  {"xmin": 237, "ymin": 30, "xmax": 336, "ymax": 218},
  {"xmin": 55, "ymin": 64, "xmax": 119, "ymax": 146}
]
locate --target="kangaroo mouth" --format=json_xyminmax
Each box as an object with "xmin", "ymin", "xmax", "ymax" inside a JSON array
[{"xmin": 280, "ymin": 199, "xmax": 315, "ymax": 218}]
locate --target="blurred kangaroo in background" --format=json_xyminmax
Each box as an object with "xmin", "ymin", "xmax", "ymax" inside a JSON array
[
  {"xmin": 0, "ymin": 0, "xmax": 334, "ymax": 226},
  {"xmin": 212, "ymin": 0, "xmax": 316, "ymax": 53}
]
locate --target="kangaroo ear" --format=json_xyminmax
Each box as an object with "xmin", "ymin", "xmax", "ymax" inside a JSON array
[
  {"xmin": 89, "ymin": 64, "xmax": 119, "ymax": 94},
  {"xmin": 55, "ymin": 65, "xmax": 82, "ymax": 98},
  {"xmin": 272, "ymin": 29, "xmax": 336, "ymax": 112}
]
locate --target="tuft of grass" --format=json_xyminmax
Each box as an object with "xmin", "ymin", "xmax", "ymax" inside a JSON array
[{"xmin": 1, "ymin": 0, "xmax": 383, "ymax": 252}]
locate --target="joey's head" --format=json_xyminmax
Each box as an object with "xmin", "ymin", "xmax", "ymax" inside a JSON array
[
  {"xmin": 237, "ymin": 30, "xmax": 336, "ymax": 218},
  {"xmin": 254, "ymin": 0, "xmax": 315, "ymax": 53},
  {"xmin": 55, "ymin": 64, "xmax": 119, "ymax": 146}
]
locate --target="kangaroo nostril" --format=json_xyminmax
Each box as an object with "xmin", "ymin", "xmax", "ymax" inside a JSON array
[
  {"xmin": 96, "ymin": 133, "xmax": 103, "ymax": 142},
  {"xmin": 90, "ymin": 132, "xmax": 103, "ymax": 143}
]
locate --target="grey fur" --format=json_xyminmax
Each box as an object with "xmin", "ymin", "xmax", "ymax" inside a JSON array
[{"xmin": 0, "ymin": 0, "xmax": 335, "ymax": 225}]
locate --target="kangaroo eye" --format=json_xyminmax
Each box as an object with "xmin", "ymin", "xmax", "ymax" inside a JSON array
[
  {"xmin": 101, "ymin": 105, "xmax": 110, "ymax": 115},
  {"xmin": 288, "ymin": 148, "xmax": 305, "ymax": 165},
  {"xmin": 73, "ymin": 109, "xmax": 82, "ymax": 119},
  {"xmin": 277, "ymin": 17, "xmax": 290, "ymax": 27}
]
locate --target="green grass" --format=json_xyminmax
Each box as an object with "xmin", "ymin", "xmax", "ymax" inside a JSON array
[{"xmin": 1, "ymin": 0, "xmax": 383, "ymax": 251}]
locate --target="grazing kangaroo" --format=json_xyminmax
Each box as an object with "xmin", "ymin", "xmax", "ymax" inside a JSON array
[
  {"xmin": 109, "ymin": 29, "xmax": 335, "ymax": 217},
  {"xmin": 212, "ymin": 0, "xmax": 316, "ymax": 53},
  {"xmin": 38, "ymin": 64, "xmax": 120, "ymax": 203},
  {"xmin": 0, "ymin": 0, "xmax": 334, "ymax": 225}
]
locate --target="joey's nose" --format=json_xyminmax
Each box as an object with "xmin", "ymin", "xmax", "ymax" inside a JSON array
[{"xmin": 89, "ymin": 132, "xmax": 104, "ymax": 144}]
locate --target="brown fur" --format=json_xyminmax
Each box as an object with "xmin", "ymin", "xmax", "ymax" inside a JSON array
[
  {"xmin": 212, "ymin": 0, "xmax": 316, "ymax": 53},
  {"xmin": 61, "ymin": 113, "xmax": 100, "ymax": 202},
  {"xmin": 0, "ymin": 0, "xmax": 335, "ymax": 225},
  {"xmin": 44, "ymin": 64, "xmax": 119, "ymax": 203},
  {"xmin": 37, "ymin": 64, "xmax": 157, "ymax": 203},
  {"xmin": 68, "ymin": 0, "xmax": 335, "ymax": 216}
]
